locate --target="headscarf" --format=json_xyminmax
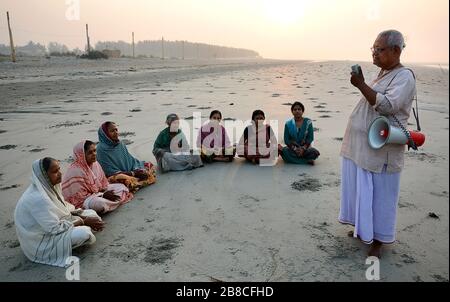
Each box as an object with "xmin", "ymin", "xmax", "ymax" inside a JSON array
[
  {"xmin": 13, "ymin": 159, "xmax": 83, "ymax": 268},
  {"xmin": 96, "ymin": 124, "xmax": 144, "ymax": 177},
  {"xmin": 61, "ymin": 140, "xmax": 109, "ymax": 208},
  {"xmin": 32, "ymin": 158, "xmax": 75, "ymax": 217}
]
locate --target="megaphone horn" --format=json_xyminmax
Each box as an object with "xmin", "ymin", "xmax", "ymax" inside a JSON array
[{"xmin": 368, "ymin": 116, "xmax": 425, "ymax": 149}]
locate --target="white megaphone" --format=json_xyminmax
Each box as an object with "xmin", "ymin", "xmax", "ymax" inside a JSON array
[{"xmin": 368, "ymin": 116, "xmax": 425, "ymax": 150}]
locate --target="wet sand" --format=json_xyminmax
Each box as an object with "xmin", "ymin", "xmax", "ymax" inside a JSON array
[{"xmin": 0, "ymin": 58, "xmax": 448, "ymax": 281}]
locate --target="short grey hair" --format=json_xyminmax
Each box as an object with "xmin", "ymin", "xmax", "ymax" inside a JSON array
[{"xmin": 378, "ymin": 30, "xmax": 406, "ymax": 51}]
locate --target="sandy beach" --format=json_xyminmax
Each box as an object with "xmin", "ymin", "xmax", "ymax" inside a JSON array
[{"xmin": 0, "ymin": 57, "xmax": 448, "ymax": 282}]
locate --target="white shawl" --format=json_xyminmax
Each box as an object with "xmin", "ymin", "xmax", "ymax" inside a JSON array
[{"xmin": 14, "ymin": 159, "xmax": 84, "ymax": 267}]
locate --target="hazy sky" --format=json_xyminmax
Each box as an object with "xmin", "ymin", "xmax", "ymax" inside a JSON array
[{"xmin": 1, "ymin": 0, "xmax": 448, "ymax": 63}]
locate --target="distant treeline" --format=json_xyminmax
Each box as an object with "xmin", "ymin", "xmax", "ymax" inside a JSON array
[
  {"xmin": 0, "ymin": 40, "xmax": 260, "ymax": 59},
  {"xmin": 95, "ymin": 40, "xmax": 259, "ymax": 59},
  {"xmin": 0, "ymin": 41, "xmax": 83, "ymax": 57},
  {"xmin": 95, "ymin": 40, "xmax": 260, "ymax": 59}
]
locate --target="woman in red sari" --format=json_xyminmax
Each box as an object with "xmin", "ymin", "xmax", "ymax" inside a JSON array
[{"xmin": 62, "ymin": 140, "xmax": 133, "ymax": 214}]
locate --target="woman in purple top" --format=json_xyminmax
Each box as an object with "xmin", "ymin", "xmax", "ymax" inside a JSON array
[{"xmin": 197, "ymin": 110, "xmax": 236, "ymax": 163}]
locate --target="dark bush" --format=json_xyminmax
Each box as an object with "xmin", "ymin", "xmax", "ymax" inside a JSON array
[{"xmin": 80, "ymin": 50, "xmax": 108, "ymax": 60}]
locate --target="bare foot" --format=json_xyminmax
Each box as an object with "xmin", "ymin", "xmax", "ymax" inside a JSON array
[{"xmin": 368, "ymin": 240, "xmax": 383, "ymax": 258}]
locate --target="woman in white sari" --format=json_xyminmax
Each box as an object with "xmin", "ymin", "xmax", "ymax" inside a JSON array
[{"xmin": 14, "ymin": 158, "xmax": 104, "ymax": 267}]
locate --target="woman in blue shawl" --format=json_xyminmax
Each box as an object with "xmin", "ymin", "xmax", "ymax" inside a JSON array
[
  {"xmin": 96, "ymin": 121, "xmax": 156, "ymax": 192},
  {"xmin": 280, "ymin": 102, "xmax": 320, "ymax": 165}
]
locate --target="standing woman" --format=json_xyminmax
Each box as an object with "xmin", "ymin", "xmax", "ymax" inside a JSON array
[
  {"xmin": 14, "ymin": 158, "xmax": 104, "ymax": 267},
  {"xmin": 197, "ymin": 110, "xmax": 236, "ymax": 163},
  {"xmin": 62, "ymin": 140, "xmax": 133, "ymax": 214},
  {"xmin": 280, "ymin": 102, "xmax": 320, "ymax": 165}
]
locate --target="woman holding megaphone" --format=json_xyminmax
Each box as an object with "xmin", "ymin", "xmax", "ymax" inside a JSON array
[{"xmin": 338, "ymin": 30, "xmax": 417, "ymax": 258}]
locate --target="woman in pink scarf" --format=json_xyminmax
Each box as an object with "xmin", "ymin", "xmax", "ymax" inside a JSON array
[{"xmin": 62, "ymin": 140, "xmax": 133, "ymax": 214}]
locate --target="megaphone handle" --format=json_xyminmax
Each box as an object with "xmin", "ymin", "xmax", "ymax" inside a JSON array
[{"xmin": 392, "ymin": 114, "xmax": 417, "ymax": 150}]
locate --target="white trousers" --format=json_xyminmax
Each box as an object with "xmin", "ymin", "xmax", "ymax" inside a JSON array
[{"xmin": 339, "ymin": 157, "xmax": 401, "ymax": 244}]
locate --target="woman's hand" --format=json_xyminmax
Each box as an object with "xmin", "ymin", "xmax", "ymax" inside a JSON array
[
  {"xmin": 294, "ymin": 146, "xmax": 306, "ymax": 157},
  {"xmin": 83, "ymin": 216, "xmax": 105, "ymax": 232},
  {"xmin": 102, "ymin": 190, "xmax": 120, "ymax": 202},
  {"xmin": 133, "ymin": 169, "xmax": 149, "ymax": 181}
]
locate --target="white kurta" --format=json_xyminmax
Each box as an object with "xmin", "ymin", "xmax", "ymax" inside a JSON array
[{"xmin": 340, "ymin": 67, "xmax": 416, "ymax": 173}]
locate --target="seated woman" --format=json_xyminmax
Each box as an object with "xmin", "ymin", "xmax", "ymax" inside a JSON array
[
  {"xmin": 280, "ymin": 102, "xmax": 320, "ymax": 165},
  {"xmin": 196, "ymin": 110, "xmax": 236, "ymax": 163},
  {"xmin": 96, "ymin": 121, "xmax": 156, "ymax": 193},
  {"xmin": 153, "ymin": 113, "xmax": 203, "ymax": 173},
  {"xmin": 14, "ymin": 158, "xmax": 104, "ymax": 267},
  {"xmin": 62, "ymin": 140, "xmax": 133, "ymax": 214},
  {"xmin": 237, "ymin": 110, "xmax": 278, "ymax": 165}
]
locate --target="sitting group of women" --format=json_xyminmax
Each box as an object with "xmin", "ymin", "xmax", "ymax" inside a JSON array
[{"xmin": 14, "ymin": 101, "xmax": 320, "ymax": 267}]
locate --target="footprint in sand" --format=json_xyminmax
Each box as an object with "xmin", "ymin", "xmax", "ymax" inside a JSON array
[
  {"xmin": 129, "ymin": 108, "xmax": 142, "ymax": 112},
  {"xmin": 29, "ymin": 148, "xmax": 46, "ymax": 153},
  {"xmin": 333, "ymin": 137, "xmax": 343, "ymax": 141},
  {"xmin": 3, "ymin": 239, "xmax": 20, "ymax": 249},
  {"xmin": 314, "ymin": 105, "xmax": 325, "ymax": 109},
  {"xmin": 429, "ymin": 191, "xmax": 448, "ymax": 198},
  {"xmin": 197, "ymin": 107, "xmax": 212, "ymax": 110},
  {"xmin": 119, "ymin": 132, "xmax": 135, "ymax": 138},
  {"xmin": 101, "ymin": 112, "xmax": 113, "ymax": 116},
  {"xmin": 0, "ymin": 145, "xmax": 17, "ymax": 150},
  {"xmin": 291, "ymin": 177, "xmax": 322, "ymax": 192},
  {"xmin": 272, "ymin": 93, "xmax": 281, "ymax": 97},
  {"xmin": 50, "ymin": 121, "xmax": 91, "ymax": 129},
  {"xmin": 144, "ymin": 237, "xmax": 183, "ymax": 264},
  {"xmin": 161, "ymin": 103, "xmax": 173, "ymax": 106},
  {"xmin": 1, "ymin": 184, "xmax": 21, "ymax": 191},
  {"xmin": 121, "ymin": 139, "xmax": 134, "ymax": 145},
  {"xmin": 405, "ymin": 152, "xmax": 441, "ymax": 164},
  {"xmin": 282, "ymin": 103, "xmax": 293, "ymax": 106},
  {"xmin": 432, "ymin": 274, "xmax": 449, "ymax": 282},
  {"xmin": 319, "ymin": 115, "xmax": 332, "ymax": 118}
]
